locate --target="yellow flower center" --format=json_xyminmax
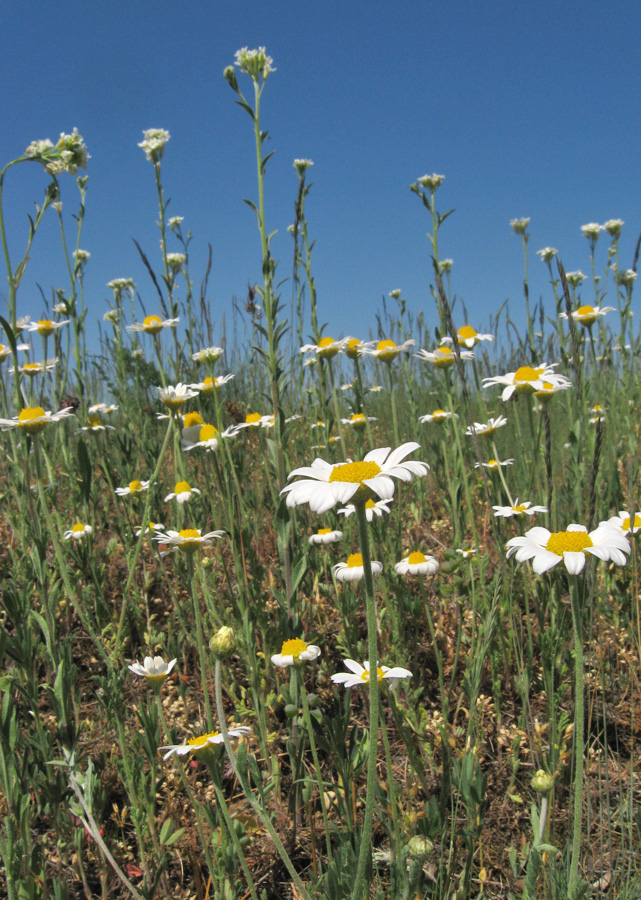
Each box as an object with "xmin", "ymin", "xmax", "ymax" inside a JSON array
[
  {"xmin": 350, "ymin": 413, "xmax": 366, "ymax": 428},
  {"xmin": 576, "ymin": 305, "xmax": 597, "ymax": 325},
  {"xmin": 434, "ymin": 347, "xmax": 455, "ymax": 367},
  {"xmin": 487, "ymin": 459, "xmax": 498, "ymax": 467},
  {"xmin": 545, "ymin": 530, "xmax": 593, "ymax": 555},
  {"xmin": 22, "ymin": 363, "xmax": 42, "ymax": 374},
  {"xmin": 187, "ymin": 731, "xmax": 221, "ymax": 750},
  {"xmin": 179, "ymin": 528, "xmax": 200, "ymax": 539},
  {"xmin": 176, "ymin": 528, "xmax": 201, "ymax": 552},
  {"xmin": 17, "ymin": 407, "xmax": 49, "ymax": 433},
  {"xmin": 375, "ymin": 339, "xmax": 398, "ymax": 361},
  {"xmin": 317, "ymin": 336, "xmax": 339, "ymax": 358},
  {"xmin": 345, "ymin": 338, "xmax": 361, "ymax": 359},
  {"xmin": 87, "ymin": 416, "xmax": 102, "ymax": 428},
  {"xmin": 175, "ymin": 481, "xmax": 191, "ymax": 494},
  {"xmin": 621, "ymin": 515, "xmax": 641, "ymax": 531},
  {"xmin": 359, "ymin": 666, "xmax": 386, "ymax": 683},
  {"xmin": 281, "ymin": 638, "xmax": 308, "ymax": 659},
  {"xmin": 72, "ymin": 523, "xmax": 86, "ymax": 534},
  {"xmin": 201, "ymin": 376, "xmax": 214, "ymax": 392},
  {"xmin": 458, "ymin": 325, "xmax": 477, "ymax": 341},
  {"xmin": 408, "ymin": 551, "xmax": 427, "ymax": 565},
  {"xmin": 246, "ymin": 412, "xmax": 261, "ymax": 424},
  {"xmin": 365, "ymin": 499, "xmax": 377, "ymax": 509},
  {"xmin": 142, "ymin": 314, "xmax": 164, "ymax": 333},
  {"xmin": 198, "ymin": 424, "xmax": 219, "ymax": 442},
  {"xmin": 37, "ymin": 319, "xmax": 54, "ymax": 335},
  {"xmin": 329, "ymin": 460, "xmax": 382, "ymax": 502},
  {"xmin": 514, "ymin": 366, "xmax": 540, "ymax": 383},
  {"xmin": 184, "ymin": 412, "xmax": 204, "ymax": 428},
  {"xmin": 317, "ymin": 528, "xmax": 332, "ymax": 535},
  {"xmin": 128, "ymin": 480, "xmax": 144, "ymax": 492},
  {"xmin": 19, "ymin": 406, "xmax": 46, "ymax": 421},
  {"xmin": 346, "ymin": 553, "xmax": 363, "ymax": 568},
  {"xmin": 514, "ymin": 504, "xmax": 528, "ymax": 514},
  {"xmin": 433, "ymin": 409, "xmax": 446, "ymax": 417}
]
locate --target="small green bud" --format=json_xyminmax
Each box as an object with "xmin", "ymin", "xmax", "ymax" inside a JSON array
[
  {"xmin": 210, "ymin": 626, "xmax": 236, "ymax": 659},
  {"xmin": 223, "ymin": 66, "xmax": 239, "ymax": 92},
  {"xmin": 407, "ymin": 835, "xmax": 434, "ymax": 857},
  {"xmin": 284, "ymin": 704, "xmax": 297, "ymax": 719},
  {"xmin": 531, "ymin": 769, "xmax": 554, "ymax": 794}
]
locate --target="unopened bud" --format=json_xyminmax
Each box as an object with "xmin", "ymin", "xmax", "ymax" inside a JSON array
[
  {"xmin": 407, "ymin": 835, "xmax": 434, "ymax": 857},
  {"xmin": 531, "ymin": 769, "xmax": 554, "ymax": 794},
  {"xmin": 210, "ymin": 626, "xmax": 236, "ymax": 659}
]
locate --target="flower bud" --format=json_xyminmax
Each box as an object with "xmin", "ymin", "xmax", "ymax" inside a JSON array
[
  {"xmin": 531, "ymin": 769, "xmax": 554, "ymax": 794},
  {"xmin": 407, "ymin": 835, "xmax": 434, "ymax": 857},
  {"xmin": 210, "ymin": 626, "xmax": 237, "ymax": 659}
]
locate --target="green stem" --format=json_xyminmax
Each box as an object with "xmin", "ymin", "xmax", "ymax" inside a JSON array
[{"xmin": 568, "ymin": 575, "xmax": 585, "ymax": 899}]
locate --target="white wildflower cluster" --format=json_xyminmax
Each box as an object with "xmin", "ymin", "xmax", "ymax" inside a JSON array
[
  {"xmin": 537, "ymin": 247, "xmax": 557, "ymax": 262},
  {"xmin": 138, "ymin": 129, "xmax": 171, "ymax": 163},
  {"xmin": 510, "ymin": 217, "xmax": 530, "ymax": 235},
  {"xmin": 166, "ymin": 252, "xmax": 186, "ymax": 271},
  {"xmin": 418, "ymin": 174, "xmax": 445, "ymax": 191},
  {"xmin": 107, "ymin": 278, "xmax": 134, "ymax": 293},
  {"xmin": 293, "ymin": 159, "xmax": 313, "ymax": 175},
  {"xmin": 26, "ymin": 128, "xmax": 89, "ymax": 175},
  {"xmin": 234, "ymin": 47, "xmax": 275, "ymax": 80}
]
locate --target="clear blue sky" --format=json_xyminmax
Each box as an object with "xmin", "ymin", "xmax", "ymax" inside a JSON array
[{"xmin": 2, "ymin": 1, "xmax": 639, "ymax": 352}]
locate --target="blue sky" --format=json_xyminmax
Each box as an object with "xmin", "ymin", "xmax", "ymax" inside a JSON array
[{"xmin": 1, "ymin": 1, "xmax": 639, "ymax": 353}]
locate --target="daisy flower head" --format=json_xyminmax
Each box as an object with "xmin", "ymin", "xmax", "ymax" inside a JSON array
[
  {"xmin": 77, "ymin": 415, "xmax": 115, "ymax": 433},
  {"xmin": 368, "ymin": 385, "xmax": 383, "ymax": 393},
  {"xmin": 30, "ymin": 476, "xmax": 57, "ymax": 492},
  {"xmin": 0, "ymin": 341, "xmax": 29, "ymax": 361},
  {"xmin": 161, "ymin": 725, "xmax": 250, "ymax": 761},
  {"xmin": 331, "ymin": 659, "xmax": 412, "ymax": 690},
  {"xmin": 166, "ymin": 252, "xmax": 186, "ymax": 272},
  {"xmin": 181, "ymin": 411, "xmax": 205, "ymax": 442},
  {"xmin": 115, "ymin": 479, "xmax": 151, "ymax": 497},
  {"xmin": 441, "ymin": 325, "xmax": 494, "ymax": 349},
  {"xmin": 0, "ymin": 406, "xmax": 74, "ymax": 435},
  {"xmin": 341, "ymin": 337, "xmax": 375, "ymax": 360},
  {"xmin": 64, "ymin": 522, "xmax": 93, "ymax": 540},
  {"xmin": 12, "ymin": 359, "xmax": 58, "ymax": 377},
  {"xmin": 364, "ymin": 338, "xmax": 416, "ymax": 363},
  {"xmin": 465, "ymin": 416, "xmax": 507, "ymax": 437},
  {"xmin": 309, "ymin": 528, "xmax": 343, "ymax": 545},
  {"xmin": 506, "ymin": 523, "xmax": 630, "ymax": 575},
  {"xmin": 239, "ymin": 412, "xmax": 274, "ymax": 429},
  {"xmin": 127, "ymin": 315, "xmax": 179, "ymax": 335},
  {"xmin": 493, "ymin": 500, "xmax": 548, "ymax": 518},
  {"xmin": 415, "ymin": 346, "xmax": 474, "ymax": 368},
  {"xmin": 581, "ymin": 222, "xmax": 603, "ymax": 240},
  {"xmin": 338, "ymin": 497, "xmax": 392, "ymax": 521},
  {"xmin": 333, "ymin": 553, "xmax": 383, "ymax": 583},
  {"xmin": 182, "ymin": 423, "xmax": 240, "ymax": 452},
  {"xmin": 88, "ymin": 403, "xmax": 118, "ymax": 415},
  {"xmin": 341, "ymin": 383, "xmax": 353, "ymax": 391},
  {"xmin": 301, "ymin": 336, "xmax": 349, "ymax": 360},
  {"xmin": 475, "ymin": 458, "xmax": 514, "ymax": 470},
  {"xmin": 27, "ymin": 319, "xmax": 69, "ymax": 337},
  {"xmin": 605, "ymin": 511, "xmax": 641, "ymax": 535},
  {"xmin": 419, "ymin": 409, "xmax": 458, "ymax": 425},
  {"xmin": 456, "ymin": 547, "xmax": 477, "ymax": 560},
  {"xmin": 271, "ymin": 638, "xmax": 321, "ymax": 668},
  {"xmin": 153, "ymin": 528, "xmax": 225, "ymax": 553},
  {"xmin": 589, "ymin": 404, "xmax": 606, "ymax": 423},
  {"xmin": 192, "ymin": 346, "xmax": 224, "ymax": 364},
  {"xmin": 534, "ymin": 377, "xmax": 572, "ymax": 403},
  {"xmin": 134, "ymin": 521, "xmax": 165, "ymax": 538},
  {"xmin": 395, "ymin": 551, "xmax": 439, "ymax": 576},
  {"xmin": 158, "ymin": 383, "xmax": 199, "ymax": 411},
  {"xmin": 282, "ymin": 442, "xmax": 428, "ymax": 514},
  {"xmin": 483, "ymin": 363, "xmax": 564, "ymax": 402},
  {"xmin": 342, "ymin": 413, "xmax": 376, "ymax": 429},
  {"xmin": 560, "ymin": 305, "xmax": 615, "ymax": 328},
  {"xmin": 164, "ymin": 481, "xmax": 201, "ymax": 504},
  {"xmin": 128, "ymin": 656, "xmax": 176, "ymax": 684},
  {"xmin": 190, "ymin": 374, "xmax": 235, "ymax": 393}
]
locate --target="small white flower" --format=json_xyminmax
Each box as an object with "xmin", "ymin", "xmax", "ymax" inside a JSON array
[
  {"xmin": 234, "ymin": 47, "xmax": 275, "ymax": 79},
  {"xmin": 153, "ymin": 528, "xmax": 225, "ymax": 553},
  {"xmin": 182, "ymin": 423, "xmax": 240, "ymax": 452},
  {"xmin": 581, "ymin": 223, "xmax": 603, "ymax": 240},
  {"xmin": 134, "ymin": 521, "xmax": 165, "ymax": 538},
  {"xmin": 341, "ymin": 413, "xmax": 377, "ymax": 429},
  {"xmin": 510, "ymin": 217, "xmax": 530, "ymax": 235},
  {"xmin": 107, "ymin": 278, "xmax": 134, "ymax": 292},
  {"xmin": 537, "ymin": 247, "xmax": 558, "ymax": 262},
  {"xmin": 166, "ymin": 252, "xmax": 186, "ymax": 271},
  {"xmin": 441, "ymin": 326, "xmax": 494, "ymax": 349},
  {"xmin": 456, "ymin": 547, "xmax": 477, "ymax": 560},
  {"xmin": 116, "ymin": 479, "xmax": 151, "ymax": 497},
  {"xmin": 88, "ymin": 403, "xmax": 118, "ymax": 415},
  {"xmin": 77, "ymin": 415, "xmax": 116, "ymax": 433},
  {"xmin": 168, "ymin": 216, "xmax": 184, "ymax": 228},
  {"xmin": 309, "ymin": 528, "xmax": 343, "ymax": 545},
  {"xmin": 331, "ymin": 659, "xmax": 412, "ymax": 690},
  {"xmin": 483, "ymin": 363, "xmax": 566, "ymax": 402},
  {"xmin": 438, "ymin": 259, "xmax": 453, "ymax": 273},
  {"xmin": 604, "ymin": 511, "xmax": 641, "ymax": 534},
  {"xmin": 300, "ymin": 336, "xmax": 350, "ymax": 359},
  {"xmin": 465, "ymin": 416, "xmax": 507, "ymax": 437},
  {"xmin": 238, "ymin": 412, "xmax": 274, "ymax": 429},
  {"xmin": 333, "ymin": 553, "xmax": 383, "ymax": 583},
  {"xmin": 493, "ymin": 500, "xmax": 548, "ymax": 519},
  {"xmin": 604, "ymin": 219, "xmax": 624, "ymax": 238},
  {"xmin": 160, "ymin": 726, "xmax": 250, "ymax": 760},
  {"xmin": 127, "ymin": 315, "xmax": 179, "ymax": 335},
  {"xmin": 271, "ymin": 638, "xmax": 321, "ymax": 668},
  {"xmin": 475, "ymin": 458, "xmax": 514, "ymax": 470},
  {"xmin": 0, "ymin": 341, "xmax": 29, "ymax": 361},
  {"xmin": 64, "ymin": 522, "xmax": 93, "ymax": 540},
  {"xmin": 565, "ymin": 271, "xmax": 587, "ymax": 287},
  {"xmin": 506, "ymin": 523, "xmax": 630, "ymax": 574},
  {"xmin": 419, "ymin": 409, "xmax": 458, "ymax": 424},
  {"xmin": 338, "ymin": 498, "xmax": 392, "ymax": 521},
  {"xmin": 73, "ymin": 249, "xmax": 91, "ymax": 266},
  {"xmin": 11, "ymin": 359, "xmax": 59, "ymax": 377},
  {"xmin": 164, "ymin": 480, "xmax": 201, "ymax": 504},
  {"xmin": 27, "ymin": 319, "xmax": 69, "ymax": 337},
  {"xmin": 190, "ymin": 374, "xmax": 235, "ymax": 393},
  {"xmin": 340, "ymin": 337, "xmax": 376, "ymax": 360},
  {"xmin": 362, "ymin": 338, "xmax": 416, "ymax": 363},
  {"xmin": 128, "ymin": 656, "xmax": 176, "ymax": 682},
  {"xmin": 158, "ymin": 383, "xmax": 199, "ymax": 410},
  {"xmin": 560, "ymin": 305, "xmax": 615, "ymax": 327},
  {"xmin": 415, "ymin": 347, "xmax": 474, "ymax": 368},
  {"xmin": 395, "ymin": 552, "xmax": 439, "ymax": 576},
  {"xmin": 293, "ymin": 159, "xmax": 313, "ymax": 175},
  {"xmin": 417, "ymin": 174, "xmax": 444, "ymax": 191},
  {"xmin": 0, "ymin": 406, "xmax": 74, "ymax": 434},
  {"xmin": 138, "ymin": 128, "xmax": 171, "ymax": 163}
]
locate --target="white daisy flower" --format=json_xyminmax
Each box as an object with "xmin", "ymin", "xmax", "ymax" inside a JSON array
[
  {"xmin": 300, "ymin": 336, "xmax": 350, "ymax": 359},
  {"xmin": 115, "ymin": 479, "xmax": 151, "ymax": 497},
  {"xmin": 456, "ymin": 547, "xmax": 477, "ymax": 559},
  {"xmin": 604, "ymin": 511, "xmax": 641, "ymax": 534},
  {"xmin": 506, "ymin": 523, "xmax": 630, "ymax": 575},
  {"xmin": 440, "ymin": 325, "xmax": 494, "ymax": 349},
  {"xmin": 64, "ymin": 522, "xmax": 93, "ymax": 540},
  {"xmin": 160, "ymin": 726, "xmax": 250, "ymax": 761},
  {"xmin": 493, "ymin": 500, "xmax": 548, "ymax": 518},
  {"xmin": 331, "ymin": 659, "xmax": 412, "ymax": 690},
  {"xmin": 362, "ymin": 338, "xmax": 416, "ymax": 363},
  {"xmin": 341, "ymin": 413, "xmax": 377, "ymax": 429},
  {"xmin": 182, "ymin": 423, "xmax": 240, "ymax": 451},
  {"xmin": 134, "ymin": 521, "xmax": 165, "ymax": 537},
  {"xmin": 26, "ymin": 319, "xmax": 69, "ymax": 337},
  {"xmin": 341, "ymin": 383, "xmax": 353, "ymax": 391},
  {"xmin": 30, "ymin": 476, "xmax": 57, "ymax": 492},
  {"xmin": 153, "ymin": 528, "xmax": 225, "ymax": 553},
  {"xmin": 0, "ymin": 406, "xmax": 74, "ymax": 434},
  {"xmin": 560, "ymin": 305, "xmax": 615, "ymax": 327},
  {"xmin": 533, "ymin": 377, "xmax": 572, "ymax": 402},
  {"xmin": 126, "ymin": 315, "xmax": 179, "ymax": 335},
  {"xmin": 282, "ymin": 442, "xmax": 428, "ymax": 514},
  {"xmin": 337, "ymin": 498, "xmax": 392, "ymax": 521},
  {"xmin": 589, "ymin": 404, "xmax": 606, "ymax": 424},
  {"xmin": 128, "ymin": 656, "xmax": 176, "ymax": 683},
  {"xmin": 164, "ymin": 481, "xmax": 201, "ymax": 504},
  {"xmin": 238, "ymin": 412, "xmax": 275, "ymax": 429},
  {"xmin": 415, "ymin": 346, "xmax": 474, "ymax": 368},
  {"xmin": 333, "ymin": 553, "xmax": 383, "ymax": 583},
  {"xmin": 474, "ymin": 458, "xmax": 514, "ymax": 470},
  {"xmin": 483, "ymin": 364, "xmax": 566, "ymax": 401},
  {"xmin": 368, "ymin": 385, "xmax": 383, "ymax": 393},
  {"xmin": 465, "ymin": 416, "xmax": 507, "ymax": 437},
  {"xmin": 192, "ymin": 346, "xmax": 224, "ymax": 364},
  {"xmin": 88, "ymin": 403, "xmax": 118, "ymax": 414},
  {"xmin": 189, "ymin": 374, "xmax": 235, "ymax": 393},
  {"xmin": 158, "ymin": 383, "xmax": 199, "ymax": 410},
  {"xmin": 0, "ymin": 341, "xmax": 29, "ymax": 361},
  {"xmin": 77, "ymin": 416, "xmax": 116, "ymax": 433},
  {"xmin": 11, "ymin": 359, "xmax": 58, "ymax": 377},
  {"xmin": 395, "ymin": 552, "xmax": 439, "ymax": 576},
  {"xmin": 340, "ymin": 337, "xmax": 376, "ymax": 360},
  {"xmin": 309, "ymin": 528, "xmax": 343, "ymax": 545},
  {"xmin": 271, "ymin": 638, "xmax": 321, "ymax": 667},
  {"xmin": 419, "ymin": 409, "xmax": 458, "ymax": 424},
  {"xmin": 181, "ymin": 411, "xmax": 206, "ymax": 442}
]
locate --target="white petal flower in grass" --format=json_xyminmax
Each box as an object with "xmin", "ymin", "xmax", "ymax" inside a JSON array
[
  {"xmin": 166, "ymin": 253, "xmax": 186, "ymax": 271},
  {"xmin": 190, "ymin": 374, "xmax": 235, "ymax": 393},
  {"xmin": 0, "ymin": 406, "xmax": 74, "ymax": 434},
  {"xmin": 415, "ymin": 346, "xmax": 474, "ymax": 368},
  {"xmin": 0, "ymin": 341, "xmax": 29, "ymax": 361},
  {"xmin": 537, "ymin": 247, "xmax": 558, "ymax": 262},
  {"xmin": 309, "ymin": 528, "xmax": 343, "ymax": 545},
  {"xmin": 271, "ymin": 638, "xmax": 321, "ymax": 668},
  {"xmin": 30, "ymin": 477, "xmax": 57, "ymax": 492},
  {"xmin": 589, "ymin": 404, "xmax": 606, "ymax": 424},
  {"xmin": 181, "ymin": 412, "xmax": 205, "ymax": 442},
  {"xmin": 64, "ymin": 523, "xmax": 93, "ymax": 540},
  {"xmin": 605, "ymin": 512, "xmax": 641, "ymax": 534},
  {"xmin": 127, "ymin": 315, "xmax": 179, "ymax": 335},
  {"xmin": 534, "ymin": 377, "xmax": 572, "ymax": 402},
  {"xmin": 77, "ymin": 416, "xmax": 115, "ymax": 433},
  {"xmin": 192, "ymin": 346, "xmax": 223, "ymax": 364},
  {"xmin": 493, "ymin": 500, "xmax": 548, "ymax": 518},
  {"xmin": 341, "ymin": 337, "xmax": 376, "ymax": 360},
  {"xmin": 11, "ymin": 359, "xmax": 59, "ymax": 377},
  {"xmin": 456, "ymin": 547, "xmax": 477, "ymax": 559},
  {"xmin": 604, "ymin": 219, "xmax": 624, "ymax": 237},
  {"xmin": 88, "ymin": 403, "xmax": 118, "ymax": 414},
  {"xmin": 27, "ymin": 319, "xmax": 69, "ymax": 336},
  {"xmin": 560, "ymin": 305, "xmax": 615, "ymax": 327},
  {"xmin": 338, "ymin": 498, "xmax": 392, "ymax": 521},
  {"xmin": 419, "ymin": 409, "xmax": 458, "ymax": 424},
  {"xmin": 128, "ymin": 656, "xmax": 176, "ymax": 683},
  {"xmin": 333, "ymin": 553, "xmax": 383, "ymax": 583},
  {"xmin": 239, "ymin": 412, "xmax": 274, "ymax": 429},
  {"xmin": 368, "ymin": 385, "xmax": 383, "ymax": 393},
  {"xmin": 116, "ymin": 479, "xmax": 151, "ymax": 497},
  {"xmin": 475, "ymin": 458, "xmax": 514, "ymax": 470},
  {"xmin": 395, "ymin": 552, "xmax": 439, "ymax": 576},
  {"xmin": 161, "ymin": 726, "xmax": 250, "ymax": 761},
  {"xmin": 153, "ymin": 528, "xmax": 225, "ymax": 553},
  {"xmin": 331, "ymin": 659, "xmax": 412, "ymax": 690},
  {"xmin": 581, "ymin": 223, "xmax": 603, "ymax": 239},
  {"xmin": 466, "ymin": 416, "xmax": 508, "ymax": 437},
  {"xmin": 182, "ymin": 423, "xmax": 240, "ymax": 451},
  {"xmin": 282, "ymin": 442, "xmax": 428, "ymax": 514},
  {"xmin": 566, "ymin": 271, "xmax": 586, "ymax": 287},
  {"xmin": 134, "ymin": 521, "xmax": 165, "ymax": 537},
  {"xmin": 506, "ymin": 524, "xmax": 630, "ymax": 575},
  {"xmin": 341, "ymin": 413, "xmax": 376, "ymax": 429},
  {"xmin": 441, "ymin": 325, "xmax": 494, "ymax": 349},
  {"xmin": 483, "ymin": 364, "xmax": 565, "ymax": 401},
  {"xmin": 363, "ymin": 338, "xmax": 416, "ymax": 362},
  {"xmin": 341, "ymin": 383, "xmax": 353, "ymax": 391},
  {"xmin": 138, "ymin": 128, "xmax": 170, "ymax": 163},
  {"xmin": 164, "ymin": 481, "xmax": 201, "ymax": 504},
  {"xmin": 300, "ymin": 336, "xmax": 349, "ymax": 359},
  {"xmin": 158, "ymin": 383, "xmax": 199, "ymax": 410}
]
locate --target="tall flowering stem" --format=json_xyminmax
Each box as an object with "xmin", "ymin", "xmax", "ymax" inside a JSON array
[
  {"xmin": 351, "ymin": 498, "xmax": 380, "ymax": 900},
  {"xmin": 568, "ymin": 574, "xmax": 586, "ymax": 899}
]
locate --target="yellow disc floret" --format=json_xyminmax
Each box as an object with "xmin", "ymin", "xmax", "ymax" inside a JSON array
[
  {"xmin": 72, "ymin": 523, "xmax": 86, "ymax": 534},
  {"xmin": 245, "ymin": 412, "xmax": 261, "ymax": 425},
  {"xmin": 317, "ymin": 336, "xmax": 339, "ymax": 359},
  {"xmin": 198, "ymin": 424, "xmax": 219, "ymax": 442},
  {"xmin": 330, "ymin": 461, "xmax": 382, "ymax": 484},
  {"xmin": 346, "ymin": 553, "xmax": 363, "ymax": 567},
  {"xmin": 375, "ymin": 339, "xmax": 398, "ymax": 362},
  {"xmin": 576, "ymin": 305, "xmax": 597, "ymax": 325},
  {"xmin": 187, "ymin": 731, "xmax": 221, "ymax": 750},
  {"xmin": 175, "ymin": 481, "xmax": 191, "ymax": 494},
  {"xmin": 128, "ymin": 480, "xmax": 144, "ymax": 492},
  {"xmin": 458, "ymin": 325, "xmax": 478, "ymax": 341},
  {"xmin": 280, "ymin": 638, "xmax": 308, "ymax": 659},
  {"xmin": 17, "ymin": 407, "xmax": 48, "ymax": 434},
  {"xmin": 37, "ymin": 319, "xmax": 54, "ymax": 336},
  {"xmin": 345, "ymin": 338, "xmax": 362, "ymax": 360},
  {"xmin": 408, "ymin": 551, "xmax": 427, "ymax": 565},
  {"xmin": 545, "ymin": 530, "xmax": 593, "ymax": 555},
  {"xmin": 142, "ymin": 315, "xmax": 163, "ymax": 333},
  {"xmin": 184, "ymin": 412, "xmax": 204, "ymax": 428},
  {"xmin": 317, "ymin": 528, "xmax": 332, "ymax": 535},
  {"xmin": 359, "ymin": 665, "xmax": 386, "ymax": 683},
  {"xmin": 201, "ymin": 376, "xmax": 214, "ymax": 392}
]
